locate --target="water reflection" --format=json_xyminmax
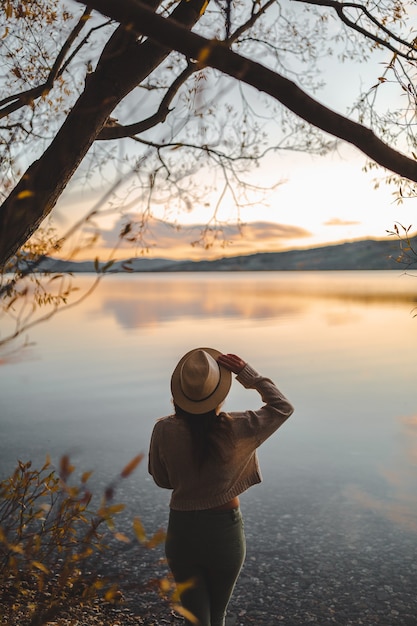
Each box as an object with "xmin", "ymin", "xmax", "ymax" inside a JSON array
[
  {"xmin": 347, "ymin": 411, "xmax": 417, "ymax": 533},
  {"xmin": 95, "ymin": 275, "xmax": 306, "ymax": 327},
  {"xmin": 90, "ymin": 271, "xmax": 417, "ymax": 329},
  {"xmin": 1, "ymin": 271, "xmax": 416, "ymax": 536},
  {"xmin": 1, "ymin": 271, "xmax": 417, "ymax": 623}
]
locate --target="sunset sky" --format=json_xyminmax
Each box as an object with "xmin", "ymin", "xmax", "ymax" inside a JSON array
[
  {"xmin": 52, "ymin": 7, "xmax": 417, "ymax": 264},
  {"xmin": 58, "ymin": 142, "xmax": 416, "ymax": 262}
]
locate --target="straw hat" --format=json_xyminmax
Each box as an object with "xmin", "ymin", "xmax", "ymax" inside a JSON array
[{"xmin": 171, "ymin": 347, "xmax": 232, "ymax": 414}]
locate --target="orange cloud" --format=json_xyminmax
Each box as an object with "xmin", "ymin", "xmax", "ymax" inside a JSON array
[
  {"xmin": 324, "ymin": 217, "xmax": 361, "ymax": 227},
  {"xmin": 88, "ymin": 217, "xmax": 311, "ymax": 261}
]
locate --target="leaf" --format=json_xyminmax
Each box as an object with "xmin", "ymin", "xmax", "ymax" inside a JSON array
[
  {"xmin": 120, "ymin": 223, "xmax": 132, "ymax": 238},
  {"xmin": 172, "ymin": 604, "xmax": 199, "ymax": 624},
  {"xmin": 17, "ymin": 190, "xmax": 34, "ymax": 200},
  {"xmin": 5, "ymin": 295, "xmax": 18, "ymax": 311},
  {"xmin": 146, "ymin": 528, "xmax": 166, "ymax": 548},
  {"xmin": 60, "ymin": 454, "xmax": 75, "ymax": 479},
  {"xmin": 37, "ymin": 503, "xmax": 51, "ymax": 514},
  {"xmin": 41, "ymin": 455, "xmax": 51, "ymax": 471},
  {"xmin": 197, "ymin": 45, "xmax": 211, "ymax": 64},
  {"xmin": 81, "ymin": 471, "xmax": 93, "ymax": 484},
  {"xmin": 133, "ymin": 517, "xmax": 146, "ymax": 543},
  {"xmin": 120, "ymin": 454, "xmax": 143, "ymax": 478},
  {"xmin": 159, "ymin": 577, "xmax": 171, "ymax": 593},
  {"xmin": 102, "ymin": 259, "xmax": 115, "ymax": 272},
  {"xmin": 114, "ymin": 532, "xmax": 130, "ymax": 543},
  {"xmin": 93, "ymin": 580, "xmax": 105, "ymax": 590},
  {"xmin": 31, "ymin": 561, "xmax": 49, "ymax": 574},
  {"xmin": 99, "ymin": 503, "xmax": 126, "ymax": 517},
  {"xmin": 174, "ymin": 578, "xmax": 195, "ymax": 597},
  {"xmin": 104, "ymin": 586, "xmax": 119, "ymax": 602}
]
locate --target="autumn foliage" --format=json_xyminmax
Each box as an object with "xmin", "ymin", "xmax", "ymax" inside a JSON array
[{"xmin": 0, "ymin": 454, "xmax": 165, "ymax": 625}]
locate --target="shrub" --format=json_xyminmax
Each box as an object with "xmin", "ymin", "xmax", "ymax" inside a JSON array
[{"xmin": 0, "ymin": 454, "xmax": 146, "ymax": 625}]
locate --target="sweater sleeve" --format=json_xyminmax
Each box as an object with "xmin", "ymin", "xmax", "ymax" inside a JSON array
[
  {"xmin": 148, "ymin": 420, "xmax": 172, "ymax": 489},
  {"xmin": 234, "ymin": 363, "xmax": 294, "ymax": 446}
]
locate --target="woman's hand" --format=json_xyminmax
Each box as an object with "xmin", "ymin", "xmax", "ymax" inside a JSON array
[{"xmin": 217, "ymin": 353, "xmax": 246, "ymax": 374}]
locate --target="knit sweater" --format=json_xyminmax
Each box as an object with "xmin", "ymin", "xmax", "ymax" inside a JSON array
[{"xmin": 148, "ymin": 364, "xmax": 294, "ymax": 511}]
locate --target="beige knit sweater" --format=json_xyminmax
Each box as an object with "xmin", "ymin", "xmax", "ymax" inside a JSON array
[{"xmin": 148, "ymin": 364, "xmax": 294, "ymax": 511}]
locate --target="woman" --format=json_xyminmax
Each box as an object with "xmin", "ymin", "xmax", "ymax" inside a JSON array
[{"xmin": 148, "ymin": 348, "xmax": 294, "ymax": 626}]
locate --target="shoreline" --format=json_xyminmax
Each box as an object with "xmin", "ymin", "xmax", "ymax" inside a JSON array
[
  {"xmin": 91, "ymin": 488, "xmax": 417, "ymax": 625},
  {"xmin": 2, "ymin": 455, "xmax": 417, "ymax": 624},
  {"xmin": 1, "ymin": 464, "xmax": 417, "ymax": 624}
]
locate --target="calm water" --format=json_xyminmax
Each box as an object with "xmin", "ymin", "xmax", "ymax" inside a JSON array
[
  {"xmin": 1, "ymin": 271, "xmax": 417, "ymax": 520},
  {"xmin": 2, "ymin": 271, "xmax": 417, "ymax": 622}
]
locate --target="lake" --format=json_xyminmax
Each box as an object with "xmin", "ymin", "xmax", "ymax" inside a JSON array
[{"xmin": 1, "ymin": 270, "xmax": 417, "ymax": 623}]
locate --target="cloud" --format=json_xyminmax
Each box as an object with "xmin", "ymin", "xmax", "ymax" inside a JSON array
[
  {"xmin": 95, "ymin": 217, "xmax": 311, "ymax": 260},
  {"xmin": 238, "ymin": 222, "xmax": 310, "ymax": 241},
  {"xmin": 323, "ymin": 217, "xmax": 361, "ymax": 227}
]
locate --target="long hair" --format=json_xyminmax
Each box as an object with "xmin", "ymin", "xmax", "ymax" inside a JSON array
[{"xmin": 174, "ymin": 404, "xmax": 234, "ymax": 469}]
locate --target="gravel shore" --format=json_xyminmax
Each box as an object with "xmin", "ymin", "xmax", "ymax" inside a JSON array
[
  {"xmin": 83, "ymin": 478, "xmax": 417, "ymax": 626},
  {"xmin": 2, "ymin": 462, "xmax": 417, "ymax": 625}
]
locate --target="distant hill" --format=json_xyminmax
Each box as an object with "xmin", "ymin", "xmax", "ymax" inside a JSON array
[
  {"xmin": 163, "ymin": 237, "xmax": 415, "ymax": 272},
  {"xmin": 14, "ymin": 235, "xmax": 417, "ymax": 273}
]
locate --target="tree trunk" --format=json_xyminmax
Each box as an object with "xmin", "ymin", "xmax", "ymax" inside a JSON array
[{"xmin": 0, "ymin": 0, "xmax": 208, "ymax": 269}]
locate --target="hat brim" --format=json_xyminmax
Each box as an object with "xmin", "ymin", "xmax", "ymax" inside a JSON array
[{"xmin": 171, "ymin": 347, "xmax": 232, "ymax": 414}]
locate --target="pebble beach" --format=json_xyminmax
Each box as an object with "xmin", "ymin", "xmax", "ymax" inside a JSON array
[
  {"xmin": 2, "ymin": 453, "xmax": 417, "ymax": 625},
  {"xmin": 71, "ymin": 476, "xmax": 417, "ymax": 626}
]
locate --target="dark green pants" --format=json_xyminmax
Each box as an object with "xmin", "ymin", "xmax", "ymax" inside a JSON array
[{"xmin": 165, "ymin": 507, "xmax": 246, "ymax": 626}]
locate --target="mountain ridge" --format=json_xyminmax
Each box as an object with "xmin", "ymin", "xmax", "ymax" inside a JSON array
[{"xmin": 20, "ymin": 235, "xmax": 416, "ymax": 273}]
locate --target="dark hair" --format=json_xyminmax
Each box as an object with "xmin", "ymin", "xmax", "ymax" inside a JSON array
[{"xmin": 174, "ymin": 404, "xmax": 234, "ymax": 469}]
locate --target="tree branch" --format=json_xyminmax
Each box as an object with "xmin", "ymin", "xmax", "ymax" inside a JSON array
[
  {"xmin": 292, "ymin": 0, "xmax": 417, "ymax": 61},
  {"xmin": 0, "ymin": 0, "xmax": 210, "ymax": 269},
  {"xmin": 98, "ymin": 0, "xmax": 276, "ymax": 140},
  {"xmin": 0, "ymin": 8, "xmax": 92, "ymax": 120},
  {"xmin": 226, "ymin": 0, "xmax": 276, "ymax": 46},
  {"xmin": 98, "ymin": 61, "xmax": 196, "ymax": 139},
  {"xmin": 76, "ymin": 0, "xmax": 417, "ymax": 183}
]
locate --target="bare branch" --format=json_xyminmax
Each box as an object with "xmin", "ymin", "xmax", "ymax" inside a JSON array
[
  {"xmin": 76, "ymin": 0, "xmax": 417, "ymax": 183},
  {"xmin": 98, "ymin": 61, "xmax": 196, "ymax": 139},
  {"xmin": 226, "ymin": 0, "xmax": 275, "ymax": 46},
  {"xmin": 98, "ymin": 0, "xmax": 277, "ymax": 140},
  {"xmin": 55, "ymin": 17, "xmax": 114, "ymax": 80},
  {"xmin": 292, "ymin": 0, "xmax": 417, "ymax": 61}
]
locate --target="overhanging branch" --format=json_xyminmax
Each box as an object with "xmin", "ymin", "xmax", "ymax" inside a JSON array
[
  {"xmin": 98, "ymin": 0, "xmax": 276, "ymax": 140},
  {"xmin": 293, "ymin": 0, "xmax": 417, "ymax": 61},
  {"xmin": 98, "ymin": 61, "xmax": 196, "ymax": 139},
  {"xmin": 77, "ymin": 0, "xmax": 417, "ymax": 182}
]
